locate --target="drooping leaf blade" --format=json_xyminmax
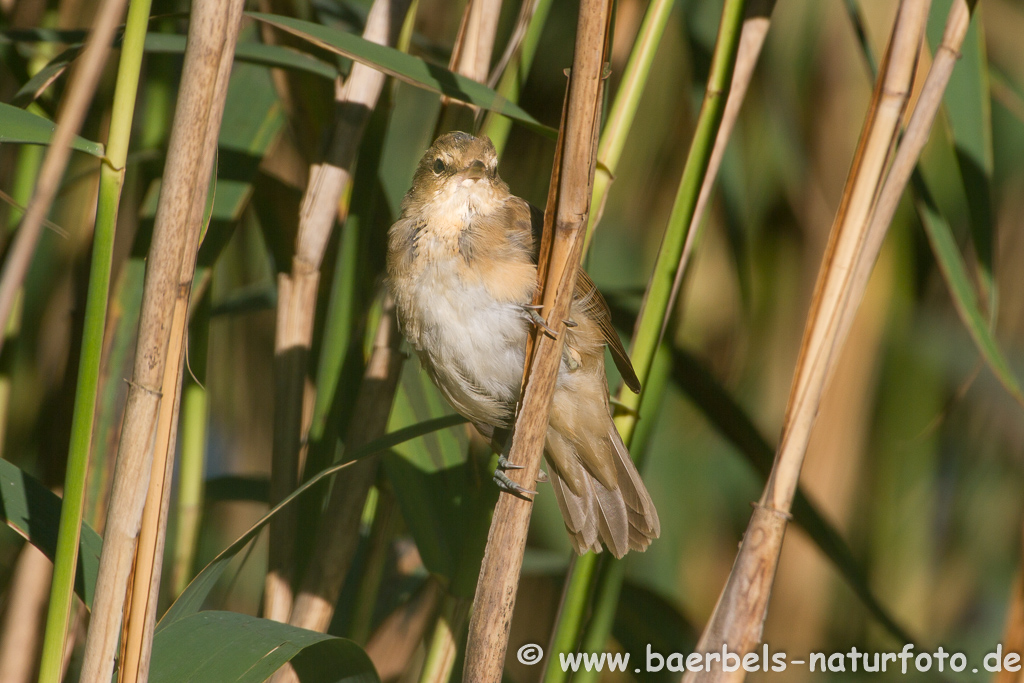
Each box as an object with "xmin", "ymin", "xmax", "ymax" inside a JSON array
[
  {"xmin": 0, "ymin": 458, "xmax": 102, "ymax": 608},
  {"xmin": 247, "ymin": 12, "xmax": 555, "ymax": 138},
  {"xmin": 150, "ymin": 611, "xmax": 379, "ymax": 683},
  {"xmin": 159, "ymin": 415, "xmax": 466, "ymax": 626},
  {"xmin": 0, "ymin": 102, "xmax": 105, "ymax": 157}
]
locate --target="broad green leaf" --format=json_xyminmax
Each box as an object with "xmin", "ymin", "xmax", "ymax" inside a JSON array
[
  {"xmin": 0, "ymin": 458, "xmax": 102, "ymax": 608},
  {"xmin": 247, "ymin": 12, "xmax": 555, "ymax": 138},
  {"xmin": 0, "ymin": 102, "xmax": 105, "ymax": 157},
  {"xmin": 7, "ymin": 30, "xmax": 338, "ymax": 106},
  {"xmin": 912, "ymin": 178, "xmax": 1024, "ymax": 406},
  {"xmin": 151, "ymin": 611, "xmax": 379, "ymax": 683},
  {"xmin": 145, "ymin": 33, "xmax": 339, "ymax": 80},
  {"xmin": 160, "ymin": 415, "xmax": 466, "ymax": 626}
]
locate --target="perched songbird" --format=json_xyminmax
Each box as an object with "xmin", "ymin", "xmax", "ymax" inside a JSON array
[{"xmin": 386, "ymin": 131, "xmax": 659, "ymax": 557}]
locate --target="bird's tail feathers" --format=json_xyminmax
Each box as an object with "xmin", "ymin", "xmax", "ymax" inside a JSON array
[{"xmin": 545, "ymin": 425, "xmax": 659, "ymax": 558}]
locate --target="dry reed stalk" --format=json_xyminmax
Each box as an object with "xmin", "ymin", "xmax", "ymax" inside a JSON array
[
  {"xmin": 450, "ymin": 0, "xmax": 504, "ymax": 83},
  {"xmin": 77, "ymin": 0, "xmax": 247, "ymax": 680},
  {"xmin": 437, "ymin": 0, "xmax": 504, "ymax": 131},
  {"xmin": 278, "ymin": 0, "xmax": 503, "ymax": 650},
  {"xmin": 837, "ymin": 0, "xmax": 973, "ymax": 347},
  {"xmin": 0, "ymin": 0, "xmax": 128, "ymax": 360},
  {"xmin": 664, "ymin": 0, "xmax": 775, "ymax": 329},
  {"xmin": 0, "ymin": 543, "xmax": 52, "ymax": 682},
  {"xmin": 0, "ymin": 0, "xmax": 128, "ymax": 358},
  {"xmin": 264, "ymin": 0, "xmax": 409, "ymax": 625},
  {"xmin": 681, "ymin": 3, "xmax": 933, "ymax": 681},
  {"xmin": 365, "ymin": 577, "xmax": 446, "ymax": 680},
  {"xmin": 461, "ymin": 2, "xmax": 611, "ymax": 681},
  {"xmin": 287, "ymin": 301, "xmax": 404, "ymax": 631}
]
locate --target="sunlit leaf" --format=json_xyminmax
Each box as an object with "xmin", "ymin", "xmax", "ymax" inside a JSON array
[
  {"xmin": 247, "ymin": 12, "xmax": 555, "ymax": 138},
  {"xmin": 0, "ymin": 458, "xmax": 102, "ymax": 608},
  {"xmin": 0, "ymin": 102, "xmax": 105, "ymax": 157},
  {"xmin": 151, "ymin": 611, "xmax": 379, "ymax": 683}
]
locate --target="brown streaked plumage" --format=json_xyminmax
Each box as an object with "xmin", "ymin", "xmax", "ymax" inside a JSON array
[{"xmin": 386, "ymin": 131, "xmax": 659, "ymax": 557}]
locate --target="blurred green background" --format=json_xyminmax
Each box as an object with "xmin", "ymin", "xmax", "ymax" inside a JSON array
[{"xmin": 1, "ymin": 0, "xmax": 1023, "ymax": 681}]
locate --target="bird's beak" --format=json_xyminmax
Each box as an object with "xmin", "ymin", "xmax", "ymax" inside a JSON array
[{"xmin": 461, "ymin": 159, "xmax": 487, "ymax": 181}]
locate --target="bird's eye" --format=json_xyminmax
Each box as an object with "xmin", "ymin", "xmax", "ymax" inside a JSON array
[{"xmin": 432, "ymin": 158, "xmax": 446, "ymax": 174}]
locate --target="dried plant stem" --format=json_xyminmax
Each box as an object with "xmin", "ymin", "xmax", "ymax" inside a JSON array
[
  {"xmin": 682, "ymin": 3, "xmax": 933, "ymax": 680},
  {"xmin": 77, "ymin": 0, "xmax": 247, "ymax": 680},
  {"xmin": 461, "ymin": 2, "xmax": 612, "ymax": 681},
  {"xmin": 0, "ymin": 0, "xmax": 127, "ymax": 361},
  {"xmin": 264, "ymin": 0, "xmax": 408, "ymax": 625},
  {"xmin": 288, "ymin": 301, "xmax": 404, "ymax": 632},
  {"xmin": 662, "ymin": 0, "xmax": 776, "ymax": 331},
  {"xmin": 437, "ymin": 0, "xmax": 503, "ymax": 133}
]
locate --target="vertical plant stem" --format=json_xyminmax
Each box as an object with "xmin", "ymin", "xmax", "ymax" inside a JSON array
[
  {"xmin": 265, "ymin": 0, "xmax": 409, "ymax": 626},
  {"xmin": 35, "ymin": 0, "xmax": 146, "ymax": 679},
  {"xmin": 682, "ymin": 3, "xmax": 936, "ymax": 680},
  {"xmin": 77, "ymin": 0, "xmax": 247, "ymax": 679},
  {"xmin": 462, "ymin": 3, "xmax": 612, "ymax": 681},
  {"xmin": 542, "ymin": 5, "xmax": 749, "ymax": 678}
]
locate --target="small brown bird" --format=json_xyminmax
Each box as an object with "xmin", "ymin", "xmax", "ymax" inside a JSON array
[{"xmin": 386, "ymin": 131, "xmax": 659, "ymax": 557}]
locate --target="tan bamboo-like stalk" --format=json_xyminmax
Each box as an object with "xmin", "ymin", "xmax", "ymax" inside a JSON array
[
  {"xmin": 366, "ymin": 576, "xmax": 446, "ymax": 680},
  {"xmin": 437, "ymin": 0, "xmax": 504, "ymax": 131},
  {"xmin": 77, "ymin": 0, "xmax": 247, "ymax": 680},
  {"xmin": 663, "ymin": 0, "xmax": 776, "ymax": 334},
  {"xmin": 278, "ymin": 0, "xmax": 503, "ymax": 648},
  {"xmin": 0, "ymin": 0, "xmax": 128, "ymax": 360},
  {"xmin": 0, "ymin": 543, "xmax": 52, "ymax": 683},
  {"xmin": 286, "ymin": 302, "xmax": 404, "ymax": 631},
  {"xmin": 264, "ymin": 0, "xmax": 409, "ymax": 626},
  {"xmin": 461, "ymin": 1, "xmax": 611, "ymax": 681},
  {"xmin": 681, "ymin": 2, "xmax": 933, "ymax": 681}
]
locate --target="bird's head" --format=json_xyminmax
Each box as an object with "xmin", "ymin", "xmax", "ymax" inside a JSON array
[{"xmin": 403, "ymin": 132, "xmax": 508, "ymax": 214}]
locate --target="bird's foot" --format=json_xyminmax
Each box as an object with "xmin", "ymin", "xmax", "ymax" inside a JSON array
[
  {"xmin": 494, "ymin": 455, "xmax": 538, "ymax": 499},
  {"xmin": 521, "ymin": 304, "xmax": 558, "ymax": 338}
]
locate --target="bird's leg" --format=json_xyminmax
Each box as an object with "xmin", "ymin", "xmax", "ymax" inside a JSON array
[
  {"xmin": 494, "ymin": 455, "xmax": 538, "ymax": 499},
  {"xmin": 521, "ymin": 304, "xmax": 558, "ymax": 338}
]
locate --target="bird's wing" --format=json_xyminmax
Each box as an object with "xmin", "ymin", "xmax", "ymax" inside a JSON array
[{"xmin": 521, "ymin": 201, "xmax": 641, "ymax": 394}]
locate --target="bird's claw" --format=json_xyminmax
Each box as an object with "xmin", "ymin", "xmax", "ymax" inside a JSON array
[
  {"xmin": 522, "ymin": 305, "xmax": 558, "ymax": 338},
  {"xmin": 563, "ymin": 318, "xmax": 578, "ymax": 328},
  {"xmin": 498, "ymin": 455, "xmax": 523, "ymax": 471},
  {"xmin": 494, "ymin": 455, "xmax": 538, "ymax": 498},
  {"xmin": 494, "ymin": 470, "xmax": 537, "ymax": 499}
]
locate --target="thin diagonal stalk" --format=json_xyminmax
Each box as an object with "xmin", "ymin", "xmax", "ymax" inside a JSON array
[
  {"xmin": 481, "ymin": 0, "xmax": 554, "ymax": 155},
  {"xmin": 583, "ymin": 0, "xmax": 677, "ymax": 251},
  {"xmin": 683, "ymin": 3, "xmax": 935, "ymax": 680},
  {"xmin": 36, "ymin": 0, "xmax": 148, "ymax": 679},
  {"xmin": 542, "ymin": 4, "xmax": 748, "ymax": 679},
  {"xmin": 264, "ymin": 0, "xmax": 410, "ymax": 626},
  {"xmin": 462, "ymin": 2, "xmax": 612, "ymax": 680}
]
